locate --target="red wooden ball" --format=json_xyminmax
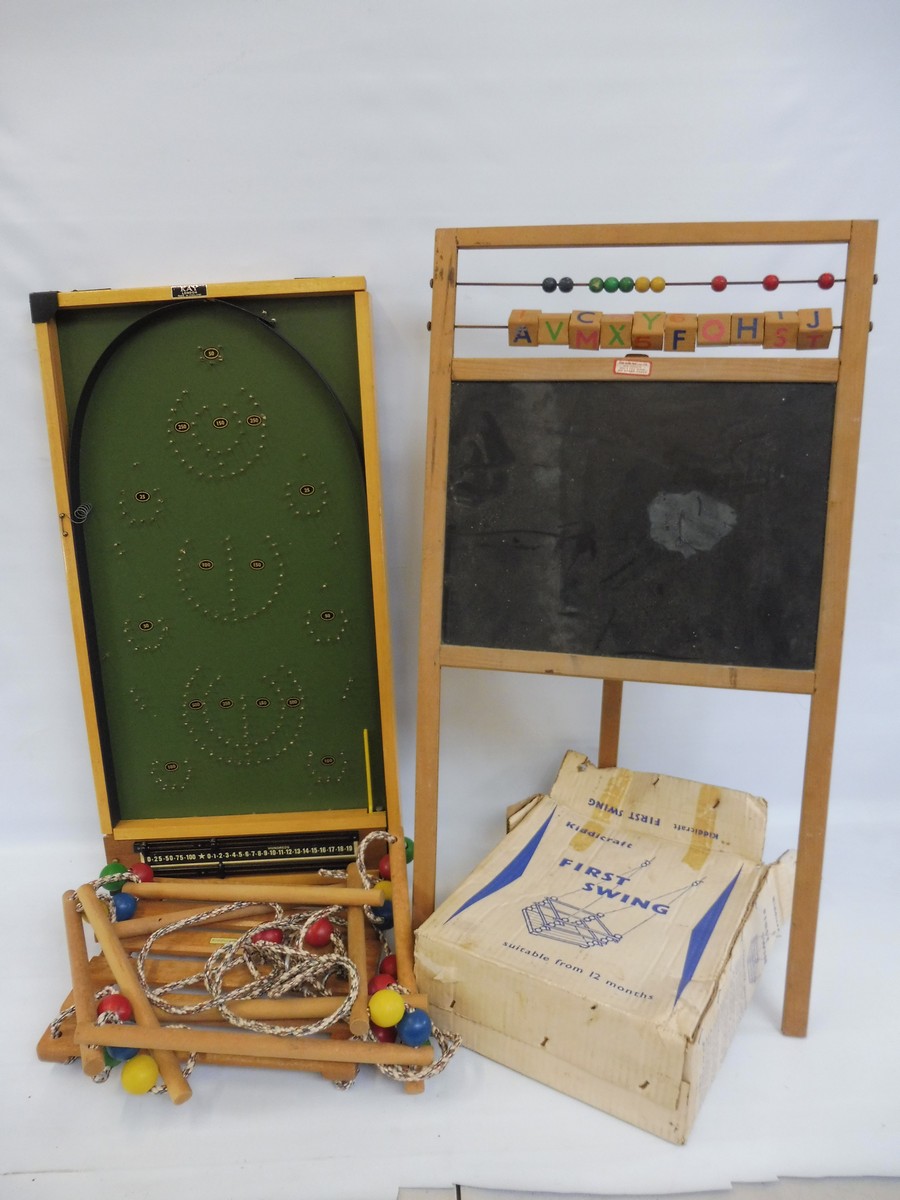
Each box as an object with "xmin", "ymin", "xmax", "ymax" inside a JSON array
[
  {"xmin": 251, "ymin": 928, "xmax": 284, "ymax": 945},
  {"xmin": 377, "ymin": 854, "xmax": 392, "ymax": 880},
  {"xmin": 711, "ymin": 275, "xmax": 728, "ymax": 292},
  {"xmin": 379, "ymin": 954, "xmax": 398, "ymax": 978},
  {"xmin": 368, "ymin": 972, "xmax": 396, "ymax": 995},
  {"xmin": 818, "ymin": 272, "xmax": 835, "ymax": 289},
  {"xmin": 370, "ymin": 1021, "xmax": 397, "ymax": 1043},
  {"xmin": 762, "ymin": 274, "xmax": 779, "ymax": 291},
  {"xmin": 129, "ymin": 862, "xmax": 155, "ymax": 883},
  {"xmin": 304, "ymin": 917, "xmax": 334, "ymax": 948},
  {"xmin": 98, "ymin": 993, "xmax": 134, "ymax": 1022}
]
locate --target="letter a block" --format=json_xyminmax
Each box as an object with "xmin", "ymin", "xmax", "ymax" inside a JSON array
[
  {"xmin": 631, "ymin": 311, "xmax": 665, "ymax": 350},
  {"xmin": 539, "ymin": 313, "xmax": 571, "ymax": 347},
  {"xmin": 797, "ymin": 308, "xmax": 834, "ymax": 350},
  {"xmin": 731, "ymin": 313, "xmax": 765, "ymax": 345},
  {"xmin": 664, "ymin": 313, "xmax": 698, "ymax": 352},
  {"xmin": 600, "ymin": 314, "xmax": 633, "ymax": 350},
  {"xmin": 568, "ymin": 311, "xmax": 602, "ymax": 351},
  {"xmin": 697, "ymin": 314, "xmax": 731, "ymax": 346},
  {"xmin": 508, "ymin": 309, "xmax": 540, "ymax": 347},
  {"xmin": 763, "ymin": 311, "xmax": 800, "ymax": 350}
]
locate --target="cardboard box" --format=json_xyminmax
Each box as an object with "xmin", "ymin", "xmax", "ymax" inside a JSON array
[{"xmin": 415, "ymin": 751, "xmax": 794, "ymax": 1143}]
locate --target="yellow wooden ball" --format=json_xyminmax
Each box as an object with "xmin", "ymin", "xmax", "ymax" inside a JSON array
[
  {"xmin": 368, "ymin": 987, "xmax": 405, "ymax": 1028},
  {"xmin": 121, "ymin": 1053, "xmax": 159, "ymax": 1095},
  {"xmin": 634, "ymin": 276, "xmax": 651, "ymax": 293},
  {"xmin": 649, "ymin": 276, "xmax": 666, "ymax": 293}
]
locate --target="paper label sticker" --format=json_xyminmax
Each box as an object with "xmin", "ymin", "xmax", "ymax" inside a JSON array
[{"xmin": 614, "ymin": 358, "xmax": 652, "ymax": 377}]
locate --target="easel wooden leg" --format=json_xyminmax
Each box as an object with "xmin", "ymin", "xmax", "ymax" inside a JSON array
[
  {"xmin": 782, "ymin": 687, "xmax": 836, "ymax": 1037},
  {"xmin": 412, "ymin": 658, "xmax": 442, "ymax": 929},
  {"xmin": 598, "ymin": 679, "xmax": 623, "ymax": 768}
]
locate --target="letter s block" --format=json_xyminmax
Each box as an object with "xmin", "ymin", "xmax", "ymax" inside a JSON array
[
  {"xmin": 508, "ymin": 309, "xmax": 540, "ymax": 347},
  {"xmin": 797, "ymin": 308, "xmax": 834, "ymax": 350},
  {"xmin": 631, "ymin": 311, "xmax": 665, "ymax": 350},
  {"xmin": 763, "ymin": 311, "xmax": 800, "ymax": 350},
  {"xmin": 664, "ymin": 313, "xmax": 698, "ymax": 352}
]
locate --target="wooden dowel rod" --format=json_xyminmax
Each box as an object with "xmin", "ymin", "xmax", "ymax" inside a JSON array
[
  {"xmin": 75, "ymin": 885, "xmax": 193, "ymax": 1105},
  {"xmin": 346, "ymin": 864, "xmax": 373, "ymax": 1036},
  {"xmin": 123, "ymin": 880, "xmax": 384, "ymax": 908},
  {"xmin": 76, "ymin": 1020, "xmax": 434, "ymax": 1067},
  {"xmin": 61, "ymin": 891, "xmax": 106, "ymax": 1078},
  {"xmin": 113, "ymin": 903, "xmax": 275, "ymax": 940},
  {"xmin": 388, "ymin": 836, "xmax": 417, "ymax": 993}
]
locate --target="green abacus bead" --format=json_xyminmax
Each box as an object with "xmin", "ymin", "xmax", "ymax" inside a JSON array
[
  {"xmin": 100, "ymin": 862, "xmax": 128, "ymax": 893},
  {"xmin": 603, "ymin": 277, "xmax": 619, "ymax": 293},
  {"xmin": 618, "ymin": 276, "xmax": 635, "ymax": 293},
  {"xmin": 103, "ymin": 1048, "xmax": 121, "ymax": 1069},
  {"xmin": 588, "ymin": 277, "xmax": 604, "ymax": 294}
]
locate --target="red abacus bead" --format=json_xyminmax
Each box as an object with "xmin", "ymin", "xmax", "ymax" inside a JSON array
[
  {"xmin": 711, "ymin": 275, "xmax": 728, "ymax": 292},
  {"xmin": 98, "ymin": 993, "xmax": 134, "ymax": 1022},
  {"xmin": 368, "ymin": 973, "xmax": 396, "ymax": 995},
  {"xmin": 370, "ymin": 1022, "xmax": 397, "ymax": 1043},
  {"xmin": 818, "ymin": 272, "xmax": 835, "ymax": 289},
  {"xmin": 762, "ymin": 274, "xmax": 779, "ymax": 291},
  {"xmin": 304, "ymin": 917, "xmax": 334, "ymax": 948},
  {"xmin": 379, "ymin": 954, "xmax": 398, "ymax": 977},
  {"xmin": 377, "ymin": 854, "xmax": 392, "ymax": 880},
  {"xmin": 251, "ymin": 928, "xmax": 284, "ymax": 945},
  {"xmin": 129, "ymin": 862, "xmax": 154, "ymax": 883}
]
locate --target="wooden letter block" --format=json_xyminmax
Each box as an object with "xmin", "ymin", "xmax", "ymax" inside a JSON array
[
  {"xmin": 730, "ymin": 313, "xmax": 765, "ymax": 345},
  {"xmin": 631, "ymin": 311, "xmax": 665, "ymax": 350},
  {"xmin": 539, "ymin": 313, "xmax": 571, "ymax": 347},
  {"xmin": 664, "ymin": 313, "xmax": 698, "ymax": 352},
  {"xmin": 508, "ymin": 309, "xmax": 540, "ymax": 347},
  {"xmin": 797, "ymin": 308, "xmax": 834, "ymax": 350},
  {"xmin": 568, "ymin": 311, "xmax": 602, "ymax": 351},
  {"xmin": 600, "ymin": 314, "xmax": 633, "ymax": 350},
  {"xmin": 697, "ymin": 313, "xmax": 731, "ymax": 346},
  {"xmin": 763, "ymin": 311, "xmax": 800, "ymax": 350}
]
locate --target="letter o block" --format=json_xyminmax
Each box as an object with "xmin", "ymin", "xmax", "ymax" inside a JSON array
[{"xmin": 697, "ymin": 314, "xmax": 731, "ymax": 346}]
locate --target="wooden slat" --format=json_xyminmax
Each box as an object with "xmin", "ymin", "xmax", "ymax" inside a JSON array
[
  {"xmin": 451, "ymin": 356, "xmax": 840, "ymax": 383},
  {"xmin": 112, "ymin": 808, "xmax": 386, "ymax": 842},
  {"xmin": 54, "ymin": 277, "xmax": 367, "ymax": 310},
  {"xmin": 452, "ymin": 221, "xmax": 854, "ymax": 250}
]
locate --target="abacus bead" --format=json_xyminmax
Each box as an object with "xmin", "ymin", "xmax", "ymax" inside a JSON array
[
  {"xmin": 121, "ymin": 1053, "xmax": 159, "ymax": 1095},
  {"xmin": 558, "ymin": 277, "xmax": 574, "ymax": 293},
  {"xmin": 304, "ymin": 917, "xmax": 334, "ymax": 948},
  {"xmin": 711, "ymin": 275, "xmax": 728, "ymax": 292},
  {"xmin": 762, "ymin": 274, "xmax": 779, "ymax": 291},
  {"xmin": 251, "ymin": 927, "xmax": 284, "ymax": 944},
  {"xmin": 371, "ymin": 900, "xmax": 394, "ymax": 930},
  {"xmin": 397, "ymin": 1008, "xmax": 433, "ymax": 1047},
  {"xmin": 618, "ymin": 276, "xmax": 635, "ymax": 293},
  {"xmin": 380, "ymin": 953, "xmax": 398, "ymax": 977},
  {"xmin": 541, "ymin": 277, "xmax": 557, "ymax": 293},
  {"xmin": 130, "ymin": 862, "xmax": 154, "ymax": 883},
  {"xmin": 370, "ymin": 1021, "xmax": 397, "ymax": 1043},
  {"xmin": 99, "ymin": 862, "xmax": 128, "ymax": 893},
  {"xmin": 404, "ymin": 838, "xmax": 414, "ymax": 863},
  {"xmin": 98, "ymin": 993, "xmax": 133, "ymax": 1022},
  {"xmin": 603, "ymin": 277, "xmax": 619, "ymax": 293},
  {"xmin": 368, "ymin": 973, "xmax": 396, "ymax": 996},
  {"xmin": 818, "ymin": 272, "xmax": 835, "ymax": 289},
  {"xmin": 649, "ymin": 276, "xmax": 666, "ymax": 293},
  {"xmin": 112, "ymin": 892, "xmax": 138, "ymax": 921},
  {"xmin": 368, "ymin": 988, "xmax": 405, "ymax": 1028},
  {"xmin": 588, "ymin": 277, "xmax": 604, "ymax": 293},
  {"xmin": 378, "ymin": 854, "xmax": 391, "ymax": 880},
  {"xmin": 634, "ymin": 276, "xmax": 651, "ymax": 293}
]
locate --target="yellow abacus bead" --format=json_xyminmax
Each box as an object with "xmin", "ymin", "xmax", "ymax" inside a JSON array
[
  {"xmin": 634, "ymin": 276, "xmax": 651, "ymax": 293},
  {"xmin": 650, "ymin": 276, "xmax": 666, "ymax": 293},
  {"xmin": 121, "ymin": 1053, "xmax": 159, "ymax": 1095},
  {"xmin": 368, "ymin": 987, "xmax": 405, "ymax": 1028}
]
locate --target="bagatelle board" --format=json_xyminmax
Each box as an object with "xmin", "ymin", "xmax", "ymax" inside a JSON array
[{"xmin": 32, "ymin": 278, "xmax": 401, "ymax": 875}]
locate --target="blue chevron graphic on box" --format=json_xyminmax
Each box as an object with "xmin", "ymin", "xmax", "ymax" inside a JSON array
[
  {"xmin": 448, "ymin": 809, "xmax": 555, "ymax": 920},
  {"xmin": 674, "ymin": 867, "xmax": 742, "ymax": 1006}
]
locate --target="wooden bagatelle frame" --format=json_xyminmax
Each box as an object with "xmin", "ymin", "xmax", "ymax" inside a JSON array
[
  {"xmin": 413, "ymin": 221, "xmax": 877, "ymax": 1037},
  {"xmin": 33, "ymin": 277, "xmax": 402, "ymax": 864}
]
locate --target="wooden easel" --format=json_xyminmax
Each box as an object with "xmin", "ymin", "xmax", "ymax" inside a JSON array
[{"xmin": 412, "ymin": 221, "xmax": 877, "ymax": 1037}]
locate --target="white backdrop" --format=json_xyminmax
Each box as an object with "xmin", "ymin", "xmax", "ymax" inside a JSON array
[{"xmin": 1, "ymin": 3, "xmax": 899, "ymax": 1197}]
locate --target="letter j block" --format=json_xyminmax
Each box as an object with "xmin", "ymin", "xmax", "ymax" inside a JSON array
[{"xmin": 797, "ymin": 308, "xmax": 834, "ymax": 350}]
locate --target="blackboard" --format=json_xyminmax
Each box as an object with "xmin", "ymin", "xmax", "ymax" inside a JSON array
[{"xmin": 443, "ymin": 379, "xmax": 836, "ymax": 671}]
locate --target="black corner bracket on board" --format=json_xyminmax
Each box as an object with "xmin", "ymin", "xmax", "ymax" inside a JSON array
[{"xmin": 29, "ymin": 291, "xmax": 59, "ymax": 324}]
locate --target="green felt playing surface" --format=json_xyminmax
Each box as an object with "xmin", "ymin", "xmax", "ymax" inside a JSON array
[{"xmin": 62, "ymin": 294, "xmax": 386, "ymax": 822}]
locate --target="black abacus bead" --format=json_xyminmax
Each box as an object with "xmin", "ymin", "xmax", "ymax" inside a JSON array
[{"xmin": 542, "ymin": 277, "xmax": 558, "ymax": 293}]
